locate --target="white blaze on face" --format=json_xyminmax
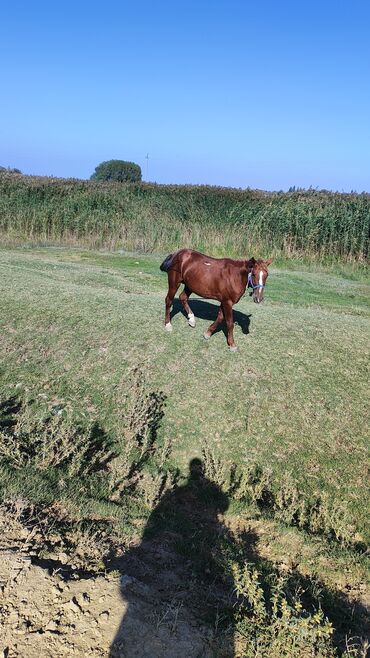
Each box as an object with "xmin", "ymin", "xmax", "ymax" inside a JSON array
[{"xmin": 254, "ymin": 270, "xmax": 264, "ymax": 301}]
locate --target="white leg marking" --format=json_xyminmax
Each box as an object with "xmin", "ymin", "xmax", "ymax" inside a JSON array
[
  {"xmin": 188, "ymin": 312, "xmax": 196, "ymax": 327},
  {"xmin": 165, "ymin": 322, "xmax": 173, "ymax": 332}
]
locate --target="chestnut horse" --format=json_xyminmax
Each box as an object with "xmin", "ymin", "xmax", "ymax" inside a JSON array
[{"xmin": 160, "ymin": 249, "xmax": 272, "ymax": 351}]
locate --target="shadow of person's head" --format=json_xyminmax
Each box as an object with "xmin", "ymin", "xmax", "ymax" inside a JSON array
[
  {"xmin": 186, "ymin": 457, "xmax": 229, "ymax": 516},
  {"xmin": 188, "ymin": 456, "xmax": 204, "ymax": 479}
]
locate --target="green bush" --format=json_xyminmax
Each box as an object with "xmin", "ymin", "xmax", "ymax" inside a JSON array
[{"xmin": 90, "ymin": 159, "xmax": 142, "ymax": 183}]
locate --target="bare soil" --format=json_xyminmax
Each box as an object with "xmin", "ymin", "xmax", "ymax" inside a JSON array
[{"xmin": 0, "ymin": 509, "xmax": 232, "ymax": 658}]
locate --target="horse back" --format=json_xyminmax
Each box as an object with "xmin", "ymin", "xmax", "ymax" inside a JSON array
[{"xmin": 181, "ymin": 250, "xmax": 248, "ymax": 302}]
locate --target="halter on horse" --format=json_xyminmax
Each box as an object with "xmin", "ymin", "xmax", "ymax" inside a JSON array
[{"xmin": 247, "ymin": 268, "xmax": 267, "ymax": 304}]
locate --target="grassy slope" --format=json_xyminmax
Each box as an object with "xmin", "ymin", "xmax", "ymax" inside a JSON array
[{"xmin": 0, "ymin": 247, "xmax": 369, "ymax": 545}]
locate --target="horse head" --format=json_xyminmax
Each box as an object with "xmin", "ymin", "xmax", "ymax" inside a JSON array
[{"xmin": 246, "ymin": 257, "xmax": 273, "ymax": 303}]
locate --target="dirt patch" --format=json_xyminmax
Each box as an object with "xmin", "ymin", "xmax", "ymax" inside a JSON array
[
  {"xmin": 1, "ymin": 486, "xmax": 368, "ymax": 658},
  {"xmin": 0, "ymin": 502, "xmax": 233, "ymax": 658},
  {"xmin": 1, "ymin": 549, "xmax": 235, "ymax": 658},
  {"xmin": 1, "ymin": 550, "xmax": 121, "ymax": 657}
]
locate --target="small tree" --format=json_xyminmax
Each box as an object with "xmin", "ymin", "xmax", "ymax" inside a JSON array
[{"xmin": 90, "ymin": 160, "xmax": 142, "ymax": 183}]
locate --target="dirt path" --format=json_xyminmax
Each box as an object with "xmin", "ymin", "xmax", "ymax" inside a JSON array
[
  {"xmin": 1, "ymin": 549, "xmax": 121, "ymax": 657},
  {"xmin": 0, "ymin": 547, "xmax": 231, "ymax": 658},
  {"xmin": 0, "ymin": 495, "xmax": 233, "ymax": 658}
]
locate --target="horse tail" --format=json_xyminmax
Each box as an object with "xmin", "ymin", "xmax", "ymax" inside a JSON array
[{"xmin": 160, "ymin": 253, "xmax": 175, "ymax": 272}]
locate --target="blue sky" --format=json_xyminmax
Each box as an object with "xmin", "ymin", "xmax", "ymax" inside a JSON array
[{"xmin": 1, "ymin": 0, "xmax": 370, "ymax": 191}]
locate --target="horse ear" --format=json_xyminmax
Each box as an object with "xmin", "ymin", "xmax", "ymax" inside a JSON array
[
  {"xmin": 264, "ymin": 258, "xmax": 273, "ymax": 266},
  {"xmin": 246, "ymin": 257, "xmax": 256, "ymax": 269}
]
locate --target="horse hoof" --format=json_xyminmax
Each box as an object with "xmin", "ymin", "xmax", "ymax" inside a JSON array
[
  {"xmin": 203, "ymin": 332, "xmax": 211, "ymax": 340},
  {"xmin": 165, "ymin": 323, "xmax": 173, "ymax": 332},
  {"xmin": 229, "ymin": 345, "xmax": 238, "ymax": 352},
  {"xmin": 188, "ymin": 314, "xmax": 196, "ymax": 328}
]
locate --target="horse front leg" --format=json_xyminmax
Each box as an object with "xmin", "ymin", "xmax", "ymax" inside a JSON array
[
  {"xmin": 179, "ymin": 286, "xmax": 195, "ymax": 327},
  {"xmin": 203, "ymin": 304, "xmax": 224, "ymax": 340},
  {"xmin": 223, "ymin": 301, "xmax": 237, "ymax": 351}
]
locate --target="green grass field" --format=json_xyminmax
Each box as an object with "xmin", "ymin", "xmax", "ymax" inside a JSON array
[
  {"xmin": 0, "ymin": 247, "xmax": 368, "ymax": 536},
  {"xmin": 1, "ymin": 246, "xmax": 369, "ymax": 654}
]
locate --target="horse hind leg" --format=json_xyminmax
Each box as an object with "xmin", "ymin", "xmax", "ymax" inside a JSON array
[
  {"xmin": 204, "ymin": 304, "xmax": 223, "ymax": 340},
  {"xmin": 179, "ymin": 286, "xmax": 195, "ymax": 327},
  {"xmin": 164, "ymin": 272, "xmax": 181, "ymax": 331}
]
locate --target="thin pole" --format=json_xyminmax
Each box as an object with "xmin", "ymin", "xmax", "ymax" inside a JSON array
[{"xmin": 145, "ymin": 153, "xmax": 149, "ymax": 181}]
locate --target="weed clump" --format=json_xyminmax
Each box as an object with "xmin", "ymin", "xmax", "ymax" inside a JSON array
[
  {"xmin": 106, "ymin": 367, "xmax": 177, "ymax": 506},
  {"xmin": 232, "ymin": 558, "xmax": 369, "ymax": 658},
  {"xmin": 0, "ymin": 498, "xmax": 111, "ymax": 573},
  {"xmin": 201, "ymin": 442, "xmax": 363, "ymax": 550},
  {"xmin": 0, "ymin": 412, "xmax": 113, "ymax": 477},
  {"xmin": 0, "ymin": 368, "xmax": 177, "ymax": 512},
  {"xmin": 233, "ymin": 561, "xmax": 335, "ymax": 658}
]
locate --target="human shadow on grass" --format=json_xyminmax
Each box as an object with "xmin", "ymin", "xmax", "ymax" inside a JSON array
[
  {"xmin": 170, "ymin": 298, "xmax": 251, "ymax": 337},
  {"xmin": 108, "ymin": 458, "xmax": 240, "ymax": 658},
  {"xmin": 1, "ymin": 395, "xmax": 368, "ymax": 656},
  {"xmin": 107, "ymin": 457, "xmax": 369, "ymax": 658}
]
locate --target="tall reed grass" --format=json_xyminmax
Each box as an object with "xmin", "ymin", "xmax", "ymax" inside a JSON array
[{"xmin": 0, "ymin": 173, "xmax": 368, "ymax": 264}]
